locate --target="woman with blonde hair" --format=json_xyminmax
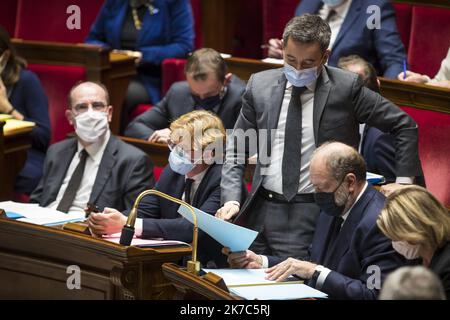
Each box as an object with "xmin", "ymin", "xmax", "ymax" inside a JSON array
[{"xmin": 377, "ymin": 185, "xmax": 450, "ymax": 299}]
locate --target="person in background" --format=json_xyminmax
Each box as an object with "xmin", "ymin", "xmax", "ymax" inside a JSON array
[
  {"xmin": 379, "ymin": 266, "xmax": 446, "ymax": 300},
  {"xmin": 337, "ymin": 54, "xmax": 425, "ymax": 189},
  {"xmin": 89, "ymin": 110, "xmax": 235, "ymax": 267},
  {"xmin": 86, "ymin": 0, "xmax": 194, "ymax": 128},
  {"xmin": 225, "ymin": 142, "xmax": 406, "ymax": 300},
  {"xmin": 398, "ymin": 47, "xmax": 450, "ymax": 89},
  {"xmin": 125, "ymin": 48, "xmax": 245, "ymax": 143},
  {"xmin": 377, "ymin": 185, "xmax": 450, "ymax": 299},
  {"xmin": 30, "ymin": 81, "xmax": 155, "ymax": 216},
  {"xmin": 266, "ymin": 0, "xmax": 406, "ymax": 78},
  {"xmin": 0, "ymin": 25, "xmax": 50, "ymax": 195}
]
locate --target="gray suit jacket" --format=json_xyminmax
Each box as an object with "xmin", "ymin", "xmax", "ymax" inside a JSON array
[
  {"xmin": 222, "ymin": 66, "xmax": 421, "ymax": 221},
  {"xmin": 30, "ymin": 135, "xmax": 155, "ymax": 212},
  {"xmin": 124, "ymin": 76, "xmax": 246, "ymax": 140}
]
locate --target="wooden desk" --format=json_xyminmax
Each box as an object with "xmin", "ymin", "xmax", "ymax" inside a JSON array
[
  {"xmin": 224, "ymin": 57, "xmax": 450, "ymax": 114},
  {"xmin": 0, "ymin": 218, "xmax": 191, "ymax": 299},
  {"xmin": 11, "ymin": 39, "xmax": 137, "ymax": 135},
  {"xmin": 0, "ymin": 121, "xmax": 34, "ymax": 201}
]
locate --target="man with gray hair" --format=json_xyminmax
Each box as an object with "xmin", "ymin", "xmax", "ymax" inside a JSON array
[
  {"xmin": 225, "ymin": 142, "xmax": 406, "ymax": 299},
  {"xmin": 379, "ymin": 266, "xmax": 446, "ymax": 300},
  {"xmin": 217, "ymin": 14, "xmax": 420, "ymax": 263}
]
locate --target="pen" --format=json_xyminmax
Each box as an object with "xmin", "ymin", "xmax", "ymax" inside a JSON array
[{"xmin": 403, "ymin": 59, "xmax": 407, "ymax": 80}]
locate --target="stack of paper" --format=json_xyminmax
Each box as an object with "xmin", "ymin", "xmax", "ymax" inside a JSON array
[
  {"xmin": 366, "ymin": 172, "xmax": 386, "ymax": 185},
  {"xmin": 2, "ymin": 119, "xmax": 35, "ymax": 135},
  {"xmin": 203, "ymin": 268, "xmax": 328, "ymax": 300},
  {"xmin": 103, "ymin": 233, "xmax": 190, "ymax": 248},
  {"xmin": 0, "ymin": 201, "xmax": 85, "ymax": 226}
]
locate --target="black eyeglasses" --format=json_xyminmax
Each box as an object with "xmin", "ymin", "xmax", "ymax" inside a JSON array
[{"xmin": 72, "ymin": 102, "xmax": 107, "ymax": 114}]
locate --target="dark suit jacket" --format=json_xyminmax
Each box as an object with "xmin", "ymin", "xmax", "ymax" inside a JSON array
[
  {"xmin": 296, "ymin": 0, "xmax": 406, "ymax": 78},
  {"xmin": 430, "ymin": 242, "xmax": 450, "ymax": 300},
  {"xmin": 124, "ymin": 76, "xmax": 246, "ymax": 140},
  {"xmin": 135, "ymin": 164, "xmax": 227, "ymax": 266},
  {"xmin": 85, "ymin": 0, "xmax": 194, "ymax": 103},
  {"xmin": 270, "ymin": 187, "xmax": 406, "ymax": 299},
  {"xmin": 362, "ymin": 126, "xmax": 426, "ymax": 186},
  {"xmin": 30, "ymin": 135, "xmax": 155, "ymax": 212},
  {"xmin": 222, "ymin": 66, "xmax": 421, "ymax": 222}
]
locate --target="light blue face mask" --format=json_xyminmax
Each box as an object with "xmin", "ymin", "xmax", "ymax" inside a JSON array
[
  {"xmin": 322, "ymin": 0, "xmax": 345, "ymax": 8},
  {"xmin": 283, "ymin": 63, "xmax": 318, "ymax": 87},
  {"xmin": 168, "ymin": 147, "xmax": 195, "ymax": 175}
]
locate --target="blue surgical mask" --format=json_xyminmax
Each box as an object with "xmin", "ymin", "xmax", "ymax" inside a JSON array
[
  {"xmin": 283, "ymin": 63, "xmax": 318, "ymax": 87},
  {"xmin": 322, "ymin": 0, "xmax": 345, "ymax": 8},
  {"xmin": 168, "ymin": 147, "xmax": 195, "ymax": 175}
]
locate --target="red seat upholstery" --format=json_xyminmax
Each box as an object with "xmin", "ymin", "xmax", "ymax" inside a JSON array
[
  {"xmin": 408, "ymin": 5, "xmax": 450, "ymax": 77},
  {"xmin": 401, "ymin": 106, "xmax": 450, "ymax": 206},
  {"xmin": 393, "ymin": 3, "xmax": 412, "ymax": 54},
  {"xmin": 162, "ymin": 58, "xmax": 187, "ymax": 95},
  {"xmin": 0, "ymin": 0, "xmax": 18, "ymax": 36},
  {"xmin": 27, "ymin": 64, "xmax": 86, "ymax": 143},
  {"xmin": 14, "ymin": 0, "xmax": 104, "ymax": 43},
  {"xmin": 190, "ymin": 0, "xmax": 203, "ymax": 49}
]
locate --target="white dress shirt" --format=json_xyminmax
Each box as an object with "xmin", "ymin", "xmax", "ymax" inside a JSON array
[
  {"xmin": 318, "ymin": 0, "xmax": 353, "ymax": 50},
  {"xmin": 262, "ymin": 80, "xmax": 317, "ymax": 194},
  {"xmin": 430, "ymin": 47, "xmax": 450, "ymax": 82},
  {"xmin": 134, "ymin": 167, "xmax": 209, "ymax": 237},
  {"xmin": 48, "ymin": 130, "xmax": 111, "ymax": 217}
]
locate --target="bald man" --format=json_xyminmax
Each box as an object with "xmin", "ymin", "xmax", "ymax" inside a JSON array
[
  {"xmin": 224, "ymin": 142, "xmax": 406, "ymax": 299},
  {"xmin": 30, "ymin": 81, "xmax": 155, "ymax": 216}
]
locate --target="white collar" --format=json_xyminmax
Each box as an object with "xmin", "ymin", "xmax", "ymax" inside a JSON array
[
  {"xmin": 77, "ymin": 130, "xmax": 111, "ymax": 165},
  {"xmin": 341, "ymin": 181, "xmax": 368, "ymax": 222},
  {"xmin": 324, "ymin": 0, "xmax": 353, "ymax": 19}
]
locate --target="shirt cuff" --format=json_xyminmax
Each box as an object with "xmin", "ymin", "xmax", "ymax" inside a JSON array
[
  {"xmin": 315, "ymin": 267, "xmax": 332, "ymax": 290},
  {"xmin": 260, "ymin": 255, "xmax": 269, "ymax": 269},
  {"xmin": 395, "ymin": 177, "xmax": 414, "ymax": 184},
  {"xmin": 134, "ymin": 218, "xmax": 143, "ymax": 237}
]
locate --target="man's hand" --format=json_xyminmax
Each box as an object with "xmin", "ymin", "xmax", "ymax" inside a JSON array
[
  {"xmin": 148, "ymin": 128, "xmax": 171, "ymax": 144},
  {"xmin": 87, "ymin": 207, "xmax": 127, "ymax": 236},
  {"xmin": 267, "ymin": 38, "xmax": 283, "ymax": 58},
  {"xmin": 427, "ymin": 80, "xmax": 450, "ymax": 89},
  {"xmin": 397, "ymin": 71, "xmax": 429, "ymax": 84},
  {"xmin": 265, "ymin": 258, "xmax": 317, "ymax": 282},
  {"xmin": 222, "ymin": 247, "xmax": 263, "ymax": 269},
  {"xmin": 379, "ymin": 183, "xmax": 410, "ymax": 197},
  {"xmin": 215, "ymin": 201, "xmax": 240, "ymax": 221}
]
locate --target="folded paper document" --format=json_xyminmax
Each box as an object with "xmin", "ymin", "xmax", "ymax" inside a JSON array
[
  {"xmin": 177, "ymin": 206, "xmax": 258, "ymax": 252},
  {"xmin": 103, "ymin": 233, "xmax": 190, "ymax": 248},
  {"xmin": 366, "ymin": 172, "xmax": 385, "ymax": 185},
  {"xmin": 203, "ymin": 268, "xmax": 328, "ymax": 300},
  {"xmin": 2, "ymin": 119, "xmax": 35, "ymax": 135},
  {"xmin": 0, "ymin": 201, "xmax": 85, "ymax": 226}
]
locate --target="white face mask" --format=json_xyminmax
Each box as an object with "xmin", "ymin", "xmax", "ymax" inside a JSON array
[
  {"xmin": 392, "ymin": 241, "xmax": 421, "ymax": 260},
  {"xmin": 74, "ymin": 110, "xmax": 109, "ymax": 143}
]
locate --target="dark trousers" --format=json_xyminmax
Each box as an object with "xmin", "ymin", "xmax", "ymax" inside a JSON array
[{"xmin": 247, "ymin": 193, "xmax": 320, "ymax": 261}]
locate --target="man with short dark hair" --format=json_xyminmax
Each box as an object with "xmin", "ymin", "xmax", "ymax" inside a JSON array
[
  {"xmin": 217, "ymin": 14, "xmax": 420, "ymax": 262},
  {"xmin": 225, "ymin": 142, "xmax": 406, "ymax": 300},
  {"xmin": 124, "ymin": 48, "xmax": 245, "ymax": 144},
  {"xmin": 30, "ymin": 81, "xmax": 155, "ymax": 215}
]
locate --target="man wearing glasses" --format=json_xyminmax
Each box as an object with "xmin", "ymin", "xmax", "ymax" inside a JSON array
[{"xmin": 30, "ymin": 81, "xmax": 155, "ymax": 216}]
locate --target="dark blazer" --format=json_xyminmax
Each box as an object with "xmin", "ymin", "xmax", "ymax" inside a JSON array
[
  {"xmin": 430, "ymin": 242, "xmax": 450, "ymax": 300},
  {"xmin": 8, "ymin": 69, "xmax": 51, "ymax": 193},
  {"xmin": 361, "ymin": 126, "xmax": 426, "ymax": 186},
  {"xmin": 270, "ymin": 187, "xmax": 406, "ymax": 299},
  {"xmin": 125, "ymin": 76, "xmax": 246, "ymax": 140},
  {"xmin": 85, "ymin": 0, "xmax": 194, "ymax": 103},
  {"xmin": 296, "ymin": 0, "xmax": 406, "ymax": 78},
  {"xmin": 30, "ymin": 135, "xmax": 155, "ymax": 212},
  {"xmin": 222, "ymin": 66, "xmax": 421, "ymax": 221},
  {"xmin": 135, "ymin": 164, "xmax": 227, "ymax": 267}
]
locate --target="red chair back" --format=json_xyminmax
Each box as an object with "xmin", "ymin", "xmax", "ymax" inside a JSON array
[
  {"xmin": 393, "ymin": 3, "xmax": 412, "ymax": 54},
  {"xmin": 0, "ymin": 0, "xmax": 18, "ymax": 36},
  {"xmin": 14, "ymin": 0, "xmax": 104, "ymax": 43},
  {"xmin": 190, "ymin": 0, "xmax": 203, "ymax": 49}
]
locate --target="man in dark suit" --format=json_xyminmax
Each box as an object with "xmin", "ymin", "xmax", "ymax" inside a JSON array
[
  {"xmin": 226, "ymin": 142, "xmax": 406, "ymax": 299},
  {"xmin": 267, "ymin": 0, "xmax": 406, "ymax": 78},
  {"xmin": 217, "ymin": 15, "xmax": 420, "ymax": 262},
  {"xmin": 89, "ymin": 110, "xmax": 231, "ymax": 267},
  {"xmin": 125, "ymin": 48, "xmax": 245, "ymax": 143},
  {"xmin": 30, "ymin": 81, "xmax": 155, "ymax": 214},
  {"xmin": 337, "ymin": 54, "xmax": 426, "ymax": 186}
]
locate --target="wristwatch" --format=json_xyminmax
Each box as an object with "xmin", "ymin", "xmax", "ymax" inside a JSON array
[{"xmin": 311, "ymin": 265, "xmax": 325, "ymax": 284}]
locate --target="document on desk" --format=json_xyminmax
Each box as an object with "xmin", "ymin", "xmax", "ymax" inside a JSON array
[
  {"xmin": 202, "ymin": 268, "xmax": 328, "ymax": 300},
  {"xmin": 177, "ymin": 206, "xmax": 258, "ymax": 252},
  {"xmin": 103, "ymin": 233, "xmax": 190, "ymax": 248},
  {"xmin": 366, "ymin": 172, "xmax": 385, "ymax": 185},
  {"xmin": 0, "ymin": 201, "xmax": 85, "ymax": 226}
]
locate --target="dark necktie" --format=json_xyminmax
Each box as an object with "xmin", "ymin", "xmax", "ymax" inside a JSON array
[
  {"xmin": 282, "ymin": 86, "xmax": 307, "ymax": 201},
  {"xmin": 56, "ymin": 149, "xmax": 88, "ymax": 213},
  {"xmin": 184, "ymin": 178, "xmax": 194, "ymax": 205},
  {"xmin": 326, "ymin": 9, "xmax": 337, "ymax": 23},
  {"xmin": 323, "ymin": 216, "xmax": 344, "ymax": 265}
]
